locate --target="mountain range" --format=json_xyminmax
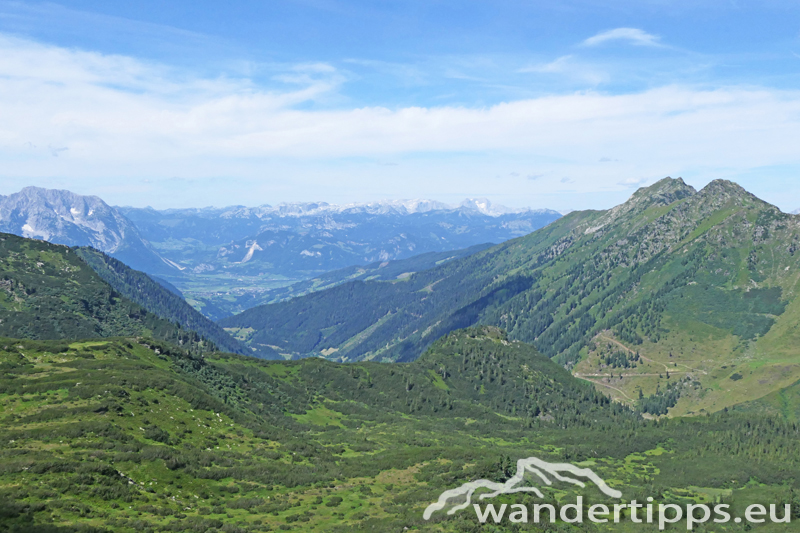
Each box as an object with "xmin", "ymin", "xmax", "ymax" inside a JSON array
[
  {"xmin": 6, "ymin": 180, "xmax": 798, "ymax": 417},
  {"xmin": 119, "ymin": 198, "xmax": 561, "ymax": 317},
  {"xmin": 118, "ymin": 197, "xmax": 561, "ymax": 271},
  {"xmin": 220, "ymin": 178, "xmax": 800, "ymax": 415},
  {"xmin": 253, "ymin": 243, "xmax": 494, "ymax": 306},
  {"xmin": 0, "ymin": 187, "xmax": 562, "ymax": 319}
]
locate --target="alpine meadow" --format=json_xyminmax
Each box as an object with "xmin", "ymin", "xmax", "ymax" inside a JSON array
[{"xmin": 2, "ymin": 2, "xmax": 800, "ymax": 532}]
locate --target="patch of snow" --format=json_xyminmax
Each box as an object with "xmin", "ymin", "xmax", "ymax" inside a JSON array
[
  {"xmin": 21, "ymin": 223, "xmax": 49, "ymax": 240},
  {"xmin": 239, "ymin": 241, "xmax": 263, "ymax": 263},
  {"xmin": 161, "ymin": 258, "xmax": 185, "ymax": 270}
]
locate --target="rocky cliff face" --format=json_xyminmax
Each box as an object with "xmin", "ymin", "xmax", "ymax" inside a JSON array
[{"xmin": 0, "ymin": 187, "xmax": 176, "ymax": 276}]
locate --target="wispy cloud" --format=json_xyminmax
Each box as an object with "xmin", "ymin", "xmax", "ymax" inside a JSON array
[
  {"xmin": 583, "ymin": 28, "xmax": 660, "ymax": 47},
  {"xmin": 520, "ymin": 55, "xmax": 575, "ymax": 74},
  {"xmin": 618, "ymin": 177, "xmax": 650, "ymax": 188},
  {"xmin": 48, "ymin": 145, "xmax": 68, "ymax": 157},
  {"xmin": 518, "ymin": 55, "xmax": 608, "ymax": 85}
]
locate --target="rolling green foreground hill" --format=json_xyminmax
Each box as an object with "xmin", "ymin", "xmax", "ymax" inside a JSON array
[
  {"xmin": 2, "ymin": 329, "xmax": 799, "ymax": 532},
  {"xmin": 221, "ymin": 178, "xmax": 800, "ymax": 415},
  {"xmin": 0, "ymin": 233, "xmax": 218, "ymax": 355}
]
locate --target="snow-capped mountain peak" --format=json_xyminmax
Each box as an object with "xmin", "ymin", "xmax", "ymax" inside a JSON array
[{"xmin": 458, "ymin": 198, "xmax": 529, "ymax": 216}]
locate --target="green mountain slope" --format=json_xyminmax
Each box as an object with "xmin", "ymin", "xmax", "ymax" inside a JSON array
[
  {"xmin": 221, "ymin": 178, "xmax": 800, "ymax": 414},
  {"xmin": 734, "ymin": 379, "xmax": 800, "ymax": 422},
  {"xmin": 2, "ymin": 330, "xmax": 799, "ymax": 532},
  {"xmin": 248, "ymin": 242, "xmax": 494, "ymax": 307},
  {"xmin": 0, "ymin": 232, "xmax": 215, "ymax": 354},
  {"xmin": 74, "ymin": 248, "xmax": 277, "ymax": 359}
]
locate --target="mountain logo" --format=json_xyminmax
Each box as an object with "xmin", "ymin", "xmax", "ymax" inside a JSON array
[{"xmin": 423, "ymin": 456, "xmax": 623, "ymax": 520}]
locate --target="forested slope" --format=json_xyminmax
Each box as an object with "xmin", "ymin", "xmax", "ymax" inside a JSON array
[
  {"xmin": 0, "ymin": 233, "xmax": 214, "ymax": 354},
  {"xmin": 74, "ymin": 248, "xmax": 276, "ymax": 359}
]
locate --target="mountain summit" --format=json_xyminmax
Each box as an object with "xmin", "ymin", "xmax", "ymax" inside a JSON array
[
  {"xmin": 581, "ymin": 177, "xmax": 696, "ymax": 235},
  {"xmin": 0, "ymin": 187, "xmax": 176, "ymax": 276}
]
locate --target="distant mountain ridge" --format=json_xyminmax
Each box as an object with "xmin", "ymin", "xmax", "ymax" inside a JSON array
[
  {"xmin": 246, "ymin": 243, "xmax": 494, "ymax": 308},
  {"xmin": 118, "ymin": 197, "xmax": 559, "ymax": 249},
  {"xmin": 119, "ymin": 197, "xmax": 562, "ymax": 318},
  {"xmin": 136, "ymin": 197, "xmax": 547, "ymax": 219},
  {"xmin": 0, "ymin": 187, "xmax": 177, "ymax": 276}
]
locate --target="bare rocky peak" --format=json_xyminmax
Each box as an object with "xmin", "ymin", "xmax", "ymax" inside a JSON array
[
  {"xmin": 583, "ymin": 177, "xmax": 696, "ymax": 235},
  {"xmin": 0, "ymin": 187, "xmax": 126, "ymax": 249},
  {"xmin": 0, "ymin": 187, "xmax": 174, "ymax": 275}
]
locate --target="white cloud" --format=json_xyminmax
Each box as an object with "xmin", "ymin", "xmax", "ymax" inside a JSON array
[
  {"xmin": 583, "ymin": 28, "xmax": 660, "ymax": 47},
  {"xmin": 2, "ymin": 34, "xmax": 800, "ymax": 210}
]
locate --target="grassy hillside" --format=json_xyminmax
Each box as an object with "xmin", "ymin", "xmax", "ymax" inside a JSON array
[
  {"xmin": 220, "ymin": 178, "xmax": 800, "ymax": 415},
  {"xmin": 734, "ymin": 379, "xmax": 800, "ymax": 422},
  {"xmin": 0, "ymin": 233, "xmax": 214, "ymax": 354},
  {"xmin": 74, "ymin": 248, "xmax": 278, "ymax": 359},
  {"xmin": 2, "ymin": 329, "xmax": 799, "ymax": 531}
]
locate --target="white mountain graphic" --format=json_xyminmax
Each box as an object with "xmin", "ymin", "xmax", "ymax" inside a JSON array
[{"xmin": 423, "ymin": 456, "xmax": 622, "ymax": 520}]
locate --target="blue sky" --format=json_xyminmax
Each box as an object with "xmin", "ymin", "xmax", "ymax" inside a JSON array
[{"xmin": 0, "ymin": 0, "xmax": 799, "ymax": 211}]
